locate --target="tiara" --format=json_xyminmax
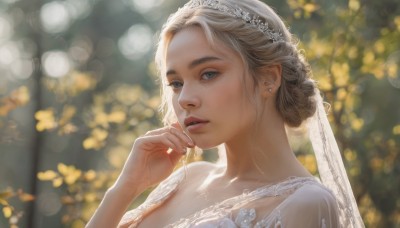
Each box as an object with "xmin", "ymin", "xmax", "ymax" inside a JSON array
[{"xmin": 182, "ymin": 0, "xmax": 284, "ymax": 42}]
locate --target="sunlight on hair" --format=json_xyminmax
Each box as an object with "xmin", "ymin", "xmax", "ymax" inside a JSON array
[
  {"xmin": 118, "ymin": 24, "xmax": 153, "ymax": 60},
  {"xmin": 42, "ymin": 51, "xmax": 71, "ymax": 78}
]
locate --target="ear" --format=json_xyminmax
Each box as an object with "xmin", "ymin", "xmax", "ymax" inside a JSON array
[{"xmin": 258, "ymin": 64, "xmax": 282, "ymax": 98}]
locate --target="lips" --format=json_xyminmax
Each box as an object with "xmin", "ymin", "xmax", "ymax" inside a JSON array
[{"xmin": 184, "ymin": 116, "xmax": 209, "ymax": 128}]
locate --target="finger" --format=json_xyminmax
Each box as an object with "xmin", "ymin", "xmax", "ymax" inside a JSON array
[
  {"xmin": 162, "ymin": 132, "xmax": 188, "ymax": 154},
  {"xmin": 146, "ymin": 126, "xmax": 194, "ymax": 147},
  {"xmin": 169, "ymin": 127, "xmax": 194, "ymax": 147},
  {"xmin": 145, "ymin": 126, "xmax": 170, "ymax": 136},
  {"xmin": 142, "ymin": 133, "xmax": 187, "ymax": 154},
  {"xmin": 141, "ymin": 134, "xmax": 176, "ymax": 151}
]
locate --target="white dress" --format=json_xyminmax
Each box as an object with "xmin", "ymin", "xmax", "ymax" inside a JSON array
[{"xmin": 119, "ymin": 167, "xmax": 339, "ymax": 228}]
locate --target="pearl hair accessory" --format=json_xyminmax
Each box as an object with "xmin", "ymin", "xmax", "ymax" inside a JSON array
[{"xmin": 182, "ymin": 0, "xmax": 285, "ymax": 42}]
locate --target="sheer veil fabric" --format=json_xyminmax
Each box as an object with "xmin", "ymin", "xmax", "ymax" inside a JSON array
[{"xmin": 308, "ymin": 89, "xmax": 364, "ymax": 227}]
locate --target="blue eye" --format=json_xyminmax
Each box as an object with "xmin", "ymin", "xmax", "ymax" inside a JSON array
[
  {"xmin": 201, "ymin": 71, "xmax": 219, "ymax": 80},
  {"xmin": 167, "ymin": 81, "xmax": 183, "ymax": 89}
]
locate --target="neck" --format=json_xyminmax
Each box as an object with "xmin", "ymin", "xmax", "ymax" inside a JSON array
[{"xmin": 221, "ymin": 117, "xmax": 311, "ymax": 184}]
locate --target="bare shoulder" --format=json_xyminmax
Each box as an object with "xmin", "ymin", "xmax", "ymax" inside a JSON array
[
  {"xmin": 301, "ymin": 182, "xmax": 336, "ymax": 202},
  {"xmin": 288, "ymin": 182, "xmax": 338, "ymax": 208}
]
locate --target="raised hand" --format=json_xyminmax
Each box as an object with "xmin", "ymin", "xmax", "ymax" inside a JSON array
[
  {"xmin": 115, "ymin": 123, "xmax": 195, "ymax": 195},
  {"xmin": 86, "ymin": 123, "xmax": 194, "ymax": 228}
]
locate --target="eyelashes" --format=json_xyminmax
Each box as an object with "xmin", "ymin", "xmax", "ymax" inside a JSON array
[
  {"xmin": 200, "ymin": 71, "xmax": 219, "ymax": 80},
  {"xmin": 166, "ymin": 71, "xmax": 220, "ymax": 90},
  {"xmin": 167, "ymin": 81, "xmax": 183, "ymax": 89}
]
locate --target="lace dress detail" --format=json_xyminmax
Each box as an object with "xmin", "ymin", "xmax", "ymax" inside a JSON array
[
  {"xmin": 118, "ymin": 170, "xmax": 185, "ymax": 227},
  {"xmin": 119, "ymin": 170, "xmax": 339, "ymax": 228}
]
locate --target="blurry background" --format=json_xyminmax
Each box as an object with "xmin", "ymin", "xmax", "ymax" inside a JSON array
[{"xmin": 0, "ymin": 0, "xmax": 399, "ymax": 227}]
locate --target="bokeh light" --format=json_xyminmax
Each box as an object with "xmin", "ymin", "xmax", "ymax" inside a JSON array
[
  {"xmin": 40, "ymin": 1, "xmax": 71, "ymax": 34},
  {"xmin": 118, "ymin": 24, "xmax": 153, "ymax": 60},
  {"xmin": 10, "ymin": 59, "xmax": 34, "ymax": 79},
  {"xmin": 125, "ymin": 0, "xmax": 165, "ymax": 14},
  {"xmin": 42, "ymin": 50, "xmax": 71, "ymax": 78},
  {"xmin": 65, "ymin": 0, "xmax": 92, "ymax": 20},
  {"xmin": 0, "ymin": 41, "xmax": 19, "ymax": 66},
  {"xmin": 386, "ymin": 50, "xmax": 400, "ymax": 89},
  {"xmin": 0, "ymin": 15, "xmax": 13, "ymax": 41},
  {"xmin": 37, "ymin": 191, "xmax": 62, "ymax": 216}
]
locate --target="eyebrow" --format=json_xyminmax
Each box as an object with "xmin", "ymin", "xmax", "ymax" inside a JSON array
[{"xmin": 166, "ymin": 56, "xmax": 222, "ymax": 77}]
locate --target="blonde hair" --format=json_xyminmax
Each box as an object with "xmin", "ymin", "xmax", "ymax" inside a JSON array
[{"xmin": 155, "ymin": 0, "xmax": 316, "ymax": 127}]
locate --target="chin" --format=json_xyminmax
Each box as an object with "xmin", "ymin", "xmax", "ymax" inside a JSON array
[{"xmin": 191, "ymin": 138, "xmax": 221, "ymax": 150}]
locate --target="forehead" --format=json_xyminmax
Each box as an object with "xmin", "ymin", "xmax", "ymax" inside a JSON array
[{"xmin": 165, "ymin": 26, "xmax": 240, "ymax": 68}]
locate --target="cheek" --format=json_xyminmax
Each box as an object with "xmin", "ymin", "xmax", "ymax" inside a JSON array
[{"xmin": 171, "ymin": 96, "xmax": 183, "ymax": 120}]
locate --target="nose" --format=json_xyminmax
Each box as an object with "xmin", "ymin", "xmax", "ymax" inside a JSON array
[{"xmin": 178, "ymin": 83, "xmax": 200, "ymax": 110}]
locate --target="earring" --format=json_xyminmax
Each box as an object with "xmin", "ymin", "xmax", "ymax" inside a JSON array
[{"xmin": 268, "ymin": 88, "xmax": 272, "ymax": 93}]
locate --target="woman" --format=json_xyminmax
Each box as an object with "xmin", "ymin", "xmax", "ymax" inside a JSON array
[{"xmin": 87, "ymin": 0, "xmax": 364, "ymax": 227}]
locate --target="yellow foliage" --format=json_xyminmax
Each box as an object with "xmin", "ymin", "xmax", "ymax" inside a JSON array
[
  {"xmin": 0, "ymin": 86, "xmax": 30, "ymax": 116},
  {"xmin": 297, "ymin": 154, "xmax": 317, "ymax": 174},
  {"xmin": 18, "ymin": 192, "xmax": 35, "ymax": 202},
  {"xmin": 348, "ymin": 0, "xmax": 360, "ymax": 11},
  {"xmin": 83, "ymin": 138, "xmax": 97, "ymax": 150},
  {"xmin": 58, "ymin": 163, "xmax": 69, "ymax": 176},
  {"xmin": 83, "ymin": 128, "xmax": 109, "ymax": 150},
  {"xmin": 387, "ymin": 62, "xmax": 398, "ymax": 78},
  {"xmin": 374, "ymin": 41, "xmax": 385, "ymax": 54},
  {"xmin": 395, "ymin": 16, "xmax": 400, "ymax": 31},
  {"xmin": 108, "ymin": 111, "xmax": 126, "ymax": 123},
  {"xmin": 317, "ymin": 75, "xmax": 332, "ymax": 90},
  {"xmin": 115, "ymin": 85, "xmax": 143, "ymax": 105},
  {"xmin": 359, "ymin": 194, "xmax": 383, "ymax": 226},
  {"xmin": 94, "ymin": 112, "xmax": 109, "ymax": 128},
  {"xmin": 44, "ymin": 71, "xmax": 96, "ymax": 97},
  {"xmin": 333, "ymin": 101, "xmax": 342, "ymax": 112},
  {"xmin": 363, "ymin": 51, "xmax": 375, "ymax": 65},
  {"xmin": 71, "ymin": 219, "xmax": 85, "ymax": 228},
  {"xmin": 37, "ymin": 170, "xmax": 58, "ymax": 181},
  {"xmin": 351, "ymin": 118, "xmax": 364, "ymax": 132},
  {"xmin": 2, "ymin": 206, "xmax": 12, "ymax": 218},
  {"xmin": 57, "ymin": 163, "xmax": 82, "ymax": 185},
  {"xmin": 303, "ymin": 3, "xmax": 318, "ymax": 13},
  {"xmin": 0, "ymin": 189, "xmax": 14, "ymax": 201},
  {"xmin": 59, "ymin": 105, "xmax": 77, "ymax": 126},
  {"xmin": 72, "ymin": 72, "xmax": 96, "ymax": 92},
  {"xmin": 35, "ymin": 109, "xmax": 57, "ymax": 131},
  {"xmin": 393, "ymin": 125, "xmax": 400, "ymax": 135},
  {"xmin": 84, "ymin": 170, "xmax": 96, "ymax": 181},
  {"xmin": 331, "ymin": 62, "xmax": 349, "ymax": 86},
  {"xmin": 84, "ymin": 193, "xmax": 96, "ymax": 202},
  {"xmin": 344, "ymin": 149, "xmax": 357, "ymax": 162},
  {"xmin": 347, "ymin": 46, "xmax": 358, "ymax": 59},
  {"xmin": 52, "ymin": 177, "xmax": 63, "ymax": 188},
  {"xmin": 370, "ymin": 157, "xmax": 384, "ymax": 170},
  {"xmin": 336, "ymin": 88, "xmax": 347, "ymax": 101},
  {"xmin": 65, "ymin": 170, "xmax": 82, "ymax": 185}
]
